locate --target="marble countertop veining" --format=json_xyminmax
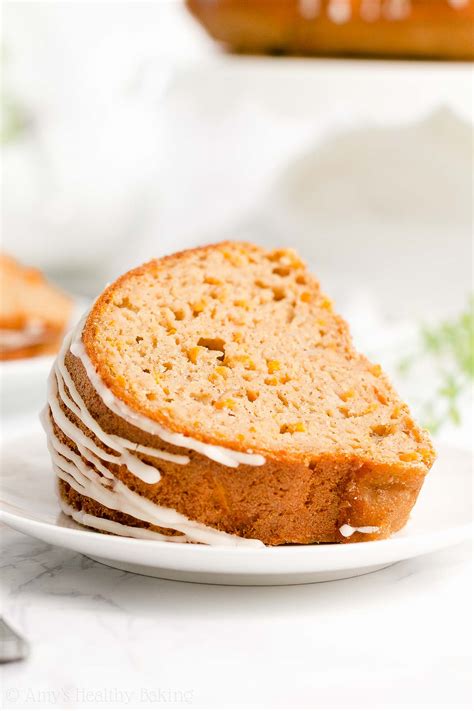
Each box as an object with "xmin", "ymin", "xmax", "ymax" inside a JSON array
[{"xmin": 0, "ymin": 525, "xmax": 471, "ymax": 710}]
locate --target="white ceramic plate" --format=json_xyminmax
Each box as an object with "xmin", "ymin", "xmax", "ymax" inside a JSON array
[
  {"xmin": 0, "ymin": 355, "xmax": 55, "ymax": 419},
  {"xmin": 0, "ymin": 425, "xmax": 471, "ymax": 586}
]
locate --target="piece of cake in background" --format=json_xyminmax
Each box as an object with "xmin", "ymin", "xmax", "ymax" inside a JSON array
[
  {"xmin": 0, "ymin": 253, "xmax": 73, "ymax": 361},
  {"xmin": 43, "ymin": 242, "xmax": 435, "ymax": 546},
  {"xmin": 186, "ymin": 0, "xmax": 474, "ymax": 60}
]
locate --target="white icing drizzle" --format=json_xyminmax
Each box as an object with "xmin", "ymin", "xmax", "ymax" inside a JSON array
[
  {"xmin": 59, "ymin": 499, "xmax": 192, "ymax": 542},
  {"xmin": 339, "ymin": 524, "xmax": 380, "ymax": 538},
  {"xmin": 52, "ymin": 330, "xmax": 191, "ymax": 484},
  {"xmin": 56, "ymin": 336, "xmax": 189, "ymax": 467},
  {"xmin": 299, "ymin": 0, "xmax": 321, "ymax": 19},
  {"xmin": 69, "ymin": 317, "xmax": 265, "ymax": 469},
  {"xmin": 298, "ymin": 0, "xmax": 466, "ymax": 24},
  {"xmin": 327, "ymin": 0, "xmax": 351, "ymax": 23},
  {"xmin": 382, "ymin": 0, "xmax": 411, "ymax": 20},
  {"xmin": 48, "ymin": 368, "xmax": 162, "ymax": 485},
  {"xmin": 43, "ymin": 408, "xmax": 264, "ymax": 547},
  {"xmin": 0, "ymin": 321, "xmax": 46, "ymax": 351}
]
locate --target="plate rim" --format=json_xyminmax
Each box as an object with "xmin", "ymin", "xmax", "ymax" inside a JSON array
[{"xmin": 1, "ymin": 505, "xmax": 471, "ymax": 572}]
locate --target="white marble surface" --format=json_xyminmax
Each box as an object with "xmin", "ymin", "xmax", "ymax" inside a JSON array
[{"xmin": 0, "ymin": 524, "xmax": 471, "ymax": 710}]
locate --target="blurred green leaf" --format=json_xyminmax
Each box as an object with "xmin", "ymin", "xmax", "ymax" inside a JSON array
[
  {"xmin": 398, "ymin": 295, "xmax": 473, "ymax": 433},
  {"xmin": 1, "ymin": 94, "xmax": 30, "ymax": 144}
]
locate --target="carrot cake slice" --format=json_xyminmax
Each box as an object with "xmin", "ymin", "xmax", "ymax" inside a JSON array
[
  {"xmin": 42, "ymin": 242, "xmax": 435, "ymax": 545},
  {"xmin": 0, "ymin": 253, "xmax": 73, "ymax": 361}
]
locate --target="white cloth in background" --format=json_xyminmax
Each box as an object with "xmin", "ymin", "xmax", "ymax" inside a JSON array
[
  {"xmin": 2, "ymin": 1, "xmax": 472, "ymax": 447},
  {"xmin": 2, "ymin": 2, "xmax": 472, "ymax": 290}
]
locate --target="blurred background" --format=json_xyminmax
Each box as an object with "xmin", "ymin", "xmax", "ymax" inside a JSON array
[{"xmin": 1, "ymin": 0, "xmax": 473, "ymax": 441}]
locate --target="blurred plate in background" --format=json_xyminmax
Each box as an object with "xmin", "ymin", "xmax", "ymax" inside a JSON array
[{"xmin": 0, "ymin": 299, "xmax": 88, "ymax": 422}]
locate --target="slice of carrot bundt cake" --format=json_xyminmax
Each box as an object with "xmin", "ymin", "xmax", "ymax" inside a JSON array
[
  {"xmin": 43, "ymin": 242, "xmax": 435, "ymax": 545},
  {"xmin": 0, "ymin": 253, "xmax": 72, "ymax": 361}
]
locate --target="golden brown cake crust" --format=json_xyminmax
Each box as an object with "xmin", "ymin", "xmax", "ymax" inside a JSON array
[
  {"xmin": 186, "ymin": 0, "xmax": 474, "ymax": 61},
  {"xmin": 50, "ymin": 241, "xmax": 435, "ymax": 545}
]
